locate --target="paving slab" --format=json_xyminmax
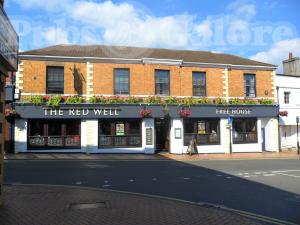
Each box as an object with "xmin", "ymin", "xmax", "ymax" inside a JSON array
[{"xmin": 0, "ymin": 184, "xmax": 260, "ymax": 225}]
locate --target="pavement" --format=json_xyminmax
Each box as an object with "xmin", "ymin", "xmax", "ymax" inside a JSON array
[
  {"xmin": 4, "ymin": 150, "xmax": 300, "ymax": 161},
  {"xmin": 0, "ymin": 184, "xmax": 261, "ymax": 225}
]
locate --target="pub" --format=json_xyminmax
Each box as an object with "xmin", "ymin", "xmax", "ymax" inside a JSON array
[{"xmin": 13, "ymin": 45, "xmax": 279, "ymax": 154}]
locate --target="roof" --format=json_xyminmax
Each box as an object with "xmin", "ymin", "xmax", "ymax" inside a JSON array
[{"xmin": 20, "ymin": 44, "xmax": 276, "ymax": 68}]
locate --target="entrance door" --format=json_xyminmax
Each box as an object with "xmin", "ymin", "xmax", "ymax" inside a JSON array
[
  {"xmin": 155, "ymin": 118, "xmax": 170, "ymax": 152},
  {"xmin": 261, "ymin": 128, "xmax": 266, "ymax": 151}
]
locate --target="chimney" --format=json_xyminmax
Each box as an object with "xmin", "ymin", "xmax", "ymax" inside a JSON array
[
  {"xmin": 283, "ymin": 52, "xmax": 300, "ymax": 76},
  {"xmin": 289, "ymin": 52, "xmax": 293, "ymax": 60}
]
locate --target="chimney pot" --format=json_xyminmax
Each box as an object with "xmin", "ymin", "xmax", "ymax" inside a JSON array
[{"xmin": 289, "ymin": 52, "xmax": 293, "ymax": 59}]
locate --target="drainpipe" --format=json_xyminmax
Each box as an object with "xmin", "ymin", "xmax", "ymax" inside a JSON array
[{"xmin": 276, "ymin": 86, "xmax": 281, "ymax": 152}]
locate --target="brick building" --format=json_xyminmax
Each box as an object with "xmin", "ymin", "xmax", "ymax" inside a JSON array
[
  {"xmin": 14, "ymin": 45, "xmax": 279, "ymax": 154},
  {"xmin": 0, "ymin": 0, "xmax": 18, "ymax": 204}
]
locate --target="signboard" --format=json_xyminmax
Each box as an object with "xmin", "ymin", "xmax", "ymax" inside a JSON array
[
  {"xmin": 0, "ymin": 6, "xmax": 18, "ymax": 71},
  {"xmin": 198, "ymin": 121, "xmax": 205, "ymax": 134},
  {"xmin": 146, "ymin": 128, "xmax": 153, "ymax": 145},
  {"xmin": 14, "ymin": 104, "xmax": 279, "ymax": 119},
  {"xmin": 175, "ymin": 128, "xmax": 182, "ymax": 139},
  {"xmin": 216, "ymin": 108, "xmax": 252, "ymax": 115},
  {"xmin": 44, "ymin": 108, "xmax": 120, "ymax": 117},
  {"xmin": 116, "ymin": 123, "xmax": 125, "ymax": 136}
]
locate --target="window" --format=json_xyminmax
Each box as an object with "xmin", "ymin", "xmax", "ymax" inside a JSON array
[
  {"xmin": 46, "ymin": 67, "xmax": 64, "ymax": 94},
  {"xmin": 244, "ymin": 74, "xmax": 256, "ymax": 98},
  {"xmin": 232, "ymin": 118, "xmax": 257, "ymax": 143},
  {"xmin": 284, "ymin": 92, "xmax": 290, "ymax": 104},
  {"xmin": 184, "ymin": 118, "xmax": 220, "ymax": 146},
  {"xmin": 114, "ymin": 68, "xmax": 130, "ymax": 95},
  {"xmin": 193, "ymin": 72, "xmax": 206, "ymax": 96},
  {"xmin": 99, "ymin": 119, "xmax": 142, "ymax": 148},
  {"xmin": 155, "ymin": 70, "xmax": 170, "ymax": 95},
  {"xmin": 28, "ymin": 120, "xmax": 81, "ymax": 149}
]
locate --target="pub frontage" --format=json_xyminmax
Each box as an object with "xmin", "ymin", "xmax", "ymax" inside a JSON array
[
  {"xmin": 14, "ymin": 103, "xmax": 279, "ymax": 154},
  {"xmin": 13, "ymin": 44, "xmax": 279, "ymax": 154}
]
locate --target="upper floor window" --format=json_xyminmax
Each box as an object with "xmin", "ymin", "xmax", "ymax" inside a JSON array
[
  {"xmin": 284, "ymin": 92, "xmax": 290, "ymax": 104},
  {"xmin": 114, "ymin": 68, "xmax": 129, "ymax": 95},
  {"xmin": 244, "ymin": 74, "xmax": 256, "ymax": 98},
  {"xmin": 193, "ymin": 72, "xmax": 206, "ymax": 97},
  {"xmin": 155, "ymin": 70, "xmax": 170, "ymax": 95},
  {"xmin": 46, "ymin": 67, "xmax": 64, "ymax": 94}
]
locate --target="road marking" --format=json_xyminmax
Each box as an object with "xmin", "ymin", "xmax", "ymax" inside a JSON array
[
  {"xmin": 102, "ymin": 184, "xmax": 110, "ymax": 188},
  {"xmin": 276, "ymin": 172, "xmax": 300, "ymax": 178},
  {"xmin": 129, "ymin": 179, "xmax": 134, "ymax": 182},
  {"xmin": 183, "ymin": 177, "xmax": 190, "ymax": 180},
  {"xmin": 263, "ymin": 174, "xmax": 276, "ymax": 177},
  {"xmin": 104, "ymin": 180, "xmax": 109, "ymax": 184},
  {"xmin": 152, "ymin": 178, "xmax": 157, "ymax": 181},
  {"xmin": 226, "ymin": 177, "xmax": 233, "ymax": 179},
  {"xmin": 215, "ymin": 174, "xmax": 222, "ymax": 177},
  {"xmin": 272, "ymin": 170, "xmax": 300, "ymax": 173},
  {"xmin": 75, "ymin": 181, "xmax": 82, "ymax": 185}
]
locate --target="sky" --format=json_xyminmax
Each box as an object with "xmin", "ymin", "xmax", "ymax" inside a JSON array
[{"xmin": 5, "ymin": 0, "xmax": 300, "ymax": 71}]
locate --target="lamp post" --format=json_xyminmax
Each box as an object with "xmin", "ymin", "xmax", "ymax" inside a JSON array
[{"xmin": 297, "ymin": 117, "xmax": 300, "ymax": 154}]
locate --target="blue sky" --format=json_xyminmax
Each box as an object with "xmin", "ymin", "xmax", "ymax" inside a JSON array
[{"xmin": 5, "ymin": 0, "xmax": 300, "ymax": 70}]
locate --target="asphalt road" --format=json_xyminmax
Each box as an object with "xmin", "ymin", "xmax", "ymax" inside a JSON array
[{"xmin": 4, "ymin": 158, "xmax": 300, "ymax": 224}]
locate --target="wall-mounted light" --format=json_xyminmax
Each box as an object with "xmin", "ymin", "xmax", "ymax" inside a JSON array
[{"xmin": 264, "ymin": 90, "xmax": 269, "ymax": 96}]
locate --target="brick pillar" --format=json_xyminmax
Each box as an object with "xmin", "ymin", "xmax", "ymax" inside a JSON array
[
  {"xmin": 222, "ymin": 68, "xmax": 229, "ymax": 101},
  {"xmin": 86, "ymin": 62, "xmax": 94, "ymax": 101}
]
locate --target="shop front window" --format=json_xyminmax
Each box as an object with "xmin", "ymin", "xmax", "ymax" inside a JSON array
[
  {"xmin": 99, "ymin": 119, "xmax": 142, "ymax": 148},
  {"xmin": 184, "ymin": 118, "xmax": 220, "ymax": 146},
  {"xmin": 232, "ymin": 118, "xmax": 257, "ymax": 144},
  {"xmin": 28, "ymin": 120, "xmax": 81, "ymax": 149}
]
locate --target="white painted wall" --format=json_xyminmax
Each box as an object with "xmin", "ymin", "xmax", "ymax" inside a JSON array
[
  {"xmin": 142, "ymin": 118, "xmax": 155, "ymax": 154},
  {"xmin": 280, "ymin": 125, "xmax": 297, "ymax": 148},
  {"xmin": 169, "ymin": 118, "xmax": 184, "ymax": 154},
  {"xmin": 14, "ymin": 119, "xmax": 27, "ymax": 153},
  {"xmin": 81, "ymin": 119, "xmax": 98, "ymax": 153}
]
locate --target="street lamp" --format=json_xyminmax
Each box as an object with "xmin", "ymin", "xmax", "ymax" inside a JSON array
[{"xmin": 297, "ymin": 117, "xmax": 300, "ymax": 154}]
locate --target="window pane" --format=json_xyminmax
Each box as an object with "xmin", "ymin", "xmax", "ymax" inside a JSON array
[
  {"xmin": 183, "ymin": 118, "xmax": 220, "ymax": 145},
  {"xmin": 114, "ymin": 68, "xmax": 129, "ymax": 95},
  {"xmin": 155, "ymin": 70, "xmax": 170, "ymax": 95},
  {"xmin": 244, "ymin": 74, "xmax": 256, "ymax": 98},
  {"xmin": 47, "ymin": 67, "xmax": 64, "ymax": 94},
  {"xmin": 233, "ymin": 118, "xmax": 257, "ymax": 143},
  {"xmin": 193, "ymin": 72, "xmax": 206, "ymax": 96}
]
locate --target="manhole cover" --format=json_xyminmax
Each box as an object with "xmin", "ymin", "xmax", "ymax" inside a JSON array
[{"xmin": 69, "ymin": 201, "xmax": 109, "ymax": 210}]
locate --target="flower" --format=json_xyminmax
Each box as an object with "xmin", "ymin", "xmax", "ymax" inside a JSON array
[
  {"xmin": 278, "ymin": 111, "xmax": 288, "ymax": 117},
  {"xmin": 139, "ymin": 108, "xmax": 152, "ymax": 118},
  {"xmin": 42, "ymin": 95, "xmax": 50, "ymax": 101},
  {"xmin": 178, "ymin": 108, "xmax": 192, "ymax": 117}
]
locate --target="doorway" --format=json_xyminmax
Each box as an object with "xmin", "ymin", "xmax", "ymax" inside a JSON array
[{"xmin": 155, "ymin": 118, "xmax": 170, "ymax": 152}]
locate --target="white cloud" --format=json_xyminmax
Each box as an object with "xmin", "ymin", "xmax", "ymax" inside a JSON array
[
  {"xmin": 43, "ymin": 27, "xmax": 70, "ymax": 45},
  {"xmin": 227, "ymin": 0, "xmax": 256, "ymax": 21},
  {"xmin": 251, "ymin": 38, "xmax": 300, "ymax": 72},
  {"xmin": 13, "ymin": 0, "xmax": 71, "ymax": 11}
]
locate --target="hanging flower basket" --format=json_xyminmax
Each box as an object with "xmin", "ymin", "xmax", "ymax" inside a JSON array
[
  {"xmin": 178, "ymin": 108, "xmax": 192, "ymax": 118},
  {"xmin": 139, "ymin": 108, "xmax": 152, "ymax": 118},
  {"xmin": 278, "ymin": 111, "xmax": 288, "ymax": 117},
  {"xmin": 5, "ymin": 109, "xmax": 20, "ymax": 122}
]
